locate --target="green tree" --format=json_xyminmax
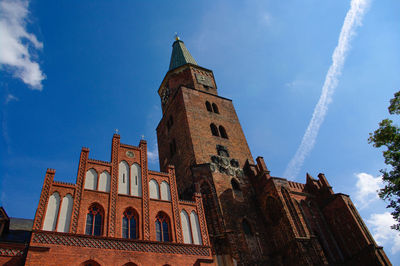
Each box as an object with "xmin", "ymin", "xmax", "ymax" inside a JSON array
[{"xmin": 369, "ymin": 91, "xmax": 400, "ymax": 231}]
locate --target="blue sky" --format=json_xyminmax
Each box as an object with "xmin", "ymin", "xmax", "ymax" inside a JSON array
[{"xmin": 1, "ymin": 0, "xmax": 399, "ymax": 262}]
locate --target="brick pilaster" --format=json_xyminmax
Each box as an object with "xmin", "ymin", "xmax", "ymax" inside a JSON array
[
  {"xmin": 33, "ymin": 168, "xmax": 55, "ymax": 230},
  {"xmin": 70, "ymin": 148, "xmax": 89, "ymax": 233}
]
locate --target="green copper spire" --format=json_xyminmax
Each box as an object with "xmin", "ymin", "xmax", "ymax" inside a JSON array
[{"xmin": 169, "ymin": 36, "xmax": 197, "ymax": 70}]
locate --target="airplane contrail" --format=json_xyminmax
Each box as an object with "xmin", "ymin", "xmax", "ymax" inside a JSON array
[{"xmin": 283, "ymin": 0, "xmax": 370, "ymax": 179}]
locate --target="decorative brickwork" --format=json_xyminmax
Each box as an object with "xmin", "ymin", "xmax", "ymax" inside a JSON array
[
  {"xmin": 139, "ymin": 140, "xmax": 151, "ymax": 240},
  {"xmin": 31, "ymin": 231, "xmax": 211, "ymax": 256},
  {"xmin": 194, "ymin": 192, "xmax": 209, "ymax": 246},
  {"xmin": 8, "ymin": 38, "xmax": 389, "ymax": 266},
  {"xmin": 0, "ymin": 247, "xmax": 24, "ymax": 257},
  {"xmin": 33, "ymin": 168, "xmax": 55, "ymax": 230},
  {"xmin": 70, "ymin": 148, "xmax": 89, "ymax": 233},
  {"xmin": 109, "ymin": 134, "xmax": 120, "ymax": 237},
  {"xmin": 168, "ymin": 166, "xmax": 183, "ymax": 243}
]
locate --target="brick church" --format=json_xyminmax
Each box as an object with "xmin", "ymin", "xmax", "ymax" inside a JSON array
[{"xmin": 0, "ymin": 37, "xmax": 392, "ymax": 265}]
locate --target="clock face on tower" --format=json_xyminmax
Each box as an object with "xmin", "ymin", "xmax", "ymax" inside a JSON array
[{"xmin": 161, "ymin": 87, "xmax": 170, "ymax": 104}]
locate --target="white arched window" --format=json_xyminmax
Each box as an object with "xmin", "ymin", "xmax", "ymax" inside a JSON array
[
  {"xmin": 43, "ymin": 192, "xmax": 60, "ymax": 231},
  {"xmin": 84, "ymin": 169, "xmax": 97, "ymax": 190},
  {"xmin": 98, "ymin": 171, "xmax": 111, "ymax": 192},
  {"xmin": 119, "ymin": 161, "xmax": 129, "ymax": 194},
  {"xmin": 130, "ymin": 163, "xmax": 142, "ymax": 197},
  {"xmin": 149, "ymin": 179, "xmax": 160, "ymax": 199},
  {"xmin": 160, "ymin": 181, "xmax": 171, "ymax": 201},
  {"xmin": 190, "ymin": 211, "xmax": 202, "ymax": 245},
  {"xmin": 180, "ymin": 210, "xmax": 192, "ymax": 244},
  {"xmin": 56, "ymin": 194, "xmax": 73, "ymax": 232}
]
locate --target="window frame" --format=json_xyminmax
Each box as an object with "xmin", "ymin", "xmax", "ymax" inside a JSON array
[
  {"xmin": 205, "ymin": 101, "xmax": 212, "ymax": 112},
  {"xmin": 210, "ymin": 124, "xmax": 219, "ymax": 137},
  {"xmin": 212, "ymin": 103, "xmax": 219, "ymax": 114},
  {"xmin": 155, "ymin": 212, "xmax": 171, "ymax": 242},
  {"xmin": 85, "ymin": 204, "xmax": 103, "ymax": 236},
  {"xmin": 122, "ymin": 208, "xmax": 139, "ymax": 239},
  {"xmin": 219, "ymin": 125, "xmax": 228, "ymax": 139}
]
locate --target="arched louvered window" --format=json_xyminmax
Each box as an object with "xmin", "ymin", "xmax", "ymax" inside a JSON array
[
  {"xmin": 122, "ymin": 208, "xmax": 138, "ymax": 239},
  {"xmin": 85, "ymin": 204, "xmax": 103, "ymax": 236},
  {"xmin": 56, "ymin": 194, "xmax": 73, "ymax": 233},
  {"xmin": 210, "ymin": 124, "xmax": 219, "ymax": 136},
  {"xmin": 43, "ymin": 192, "xmax": 60, "ymax": 231},
  {"xmin": 180, "ymin": 210, "xmax": 192, "ymax": 244},
  {"xmin": 242, "ymin": 219, "xmax": 253, "ymax": 236},
  {"xmin": 155, "ymin": 212, "xmax": 171, "ymax": 242},
  {"xmin": 205, "ymin": 101, "xmax": 212, "ymax": 112},
  {"xmin": 212, "ymin": 103, "xmax": 219, "ymax": 114},
  {"xmin": 219, "ymin": 126, "xmax": 228, "ymax": 139},
  {"xmin": 190, "ymin": 211, "xmax": 202, "ymax": 245}
]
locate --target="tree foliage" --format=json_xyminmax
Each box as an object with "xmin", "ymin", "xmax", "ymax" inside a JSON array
[{"xmin": 369, "ymin": 91, "xmax": 400, "ymax": 231}]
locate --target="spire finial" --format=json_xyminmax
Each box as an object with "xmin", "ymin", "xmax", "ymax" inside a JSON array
[{"xmin": 174, "ymin": 32, "xmax": 180, "ymax": 41}]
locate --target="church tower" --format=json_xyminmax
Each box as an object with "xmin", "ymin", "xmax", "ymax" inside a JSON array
[
  {"xmin": 156, "ymin": 37, "xmax": 268, "ymax": 265},
  {"xmin": 156, "ymin": 37, "xmax": 392, "ymax": 266}
]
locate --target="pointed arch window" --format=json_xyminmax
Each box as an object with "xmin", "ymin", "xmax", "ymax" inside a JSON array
[
  {"xmin": 85, "ymin": 204, "xmax": 103, "ymax": 236},
  {"xmin": 205, "ymin": 101, "xmax": 212, "ymax": 112},
  {"xmin": 180, "ymin": 210, "xmax": 192, "ymax": 244},
  {"xmin": 242, "ymin": 219, "xmax": 253, "ymax": 236},
  {"xmin": 155, "ymin": 212, "xmax": 171, "ymax": 242},
  {"xmin": 84, "ymin": 169, "xmax": 98, "ymax": 190},
  {"xmin": 210, "ymin": 124, "xmax": 219, "ymax": 136},
  {"xmin": 231, "ymin": 178, "xmax": 243, "ymax": 199},
  {"xmin": 122, "ymin": 208, "xmax": 138, "ymax": 239},
  {"xmin": 219, "ymin": 126, "xmax": 228, "ymax": 139},
  {"xmin": 231, "ymin": 179, "xmax": 241, "ymax": 191},
  {"xmin": 190, "ymin": 211, "xmax": 203, "ymax": 245},
  {"xmin": 43, "ymin": 192, "xmax": 60, "ymax": 231},
  {"xmin": 212, "ymin": 103, "xmax": 219, "ymax": 114}
]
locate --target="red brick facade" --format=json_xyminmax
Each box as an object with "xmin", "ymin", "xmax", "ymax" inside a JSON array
[
  {"xmin": 155, "ymin": 39, "xmax": 392, "ymax": 265},
  {"xmin": 0, "ymin": 39, "xmax": 393, "ymax": 265},
  {"xmin": 24, "ymin": 136, "xmax": 213, "ymax": 266}
]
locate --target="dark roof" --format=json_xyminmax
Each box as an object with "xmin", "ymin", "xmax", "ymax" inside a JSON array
[
  {"xmin": 169, "ymin": 39, "xmax": 197, "ymax": 70},
  {"xmin": 9, "ymin": 218, "xmax": 33, "ymax": 231},
  {"xmin": 0, "ymin": 218, "xmax": 33, "ymax": 244}
]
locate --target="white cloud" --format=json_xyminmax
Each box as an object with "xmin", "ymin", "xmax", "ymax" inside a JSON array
[
  {"xmin": 354, "ymin": 172, "xmax": 382, "ymax": 208},
  {"xmin": 5, "ymin": 94, "xmax": 18, "ymax": 104},
  {"xmin": 0, "ymin": 0, "xmax": 45, "ymax": 90},
  {"xmin": 367, "ymin": 212, "xmax": 400, "ymax": 254},
  {"xmin": 284, "ymin": 0, "xmax": 370, "ymax": 179},
  {"xmin": 285, "ymin": 79, "xmax": 314, "ymax": 90},
  {"xmin": 147, "ymin": 142, "xmax": 159, "ymax": 164}
]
